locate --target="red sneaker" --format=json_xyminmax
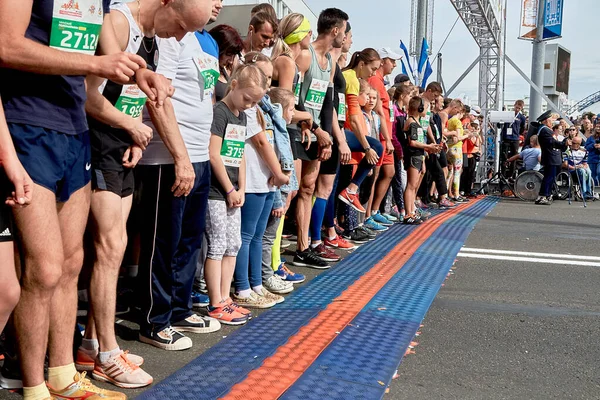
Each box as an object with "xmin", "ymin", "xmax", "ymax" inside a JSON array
[
  {"xmin": 225, "ymin": 297, "xmax": 252, "ymax": 318},
  {"xmin": 324, "ymin": 235, "xmax": 356, "ymax": 250},
  {"xmin": 338, "ymin": 188, "xmax": 366, "ymax": 213},
  {"xmin": 207, "ymin": 304, "xmax": 248, "ymax": 326},
  {"xmin": 312, "ymin": 243, "xmax": 341, "ymax": 262}
]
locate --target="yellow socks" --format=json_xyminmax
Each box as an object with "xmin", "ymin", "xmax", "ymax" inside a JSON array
[
  {"xmin": 22, "ymin": 382, "xmax": 51, "ymax": 400},
  {"xmin": 47, "ymin": 363, "xmax": 77, "ymax": 391}
]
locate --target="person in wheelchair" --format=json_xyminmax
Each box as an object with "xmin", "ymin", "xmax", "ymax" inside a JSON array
[
  {"xmin": 564, "ymin": 136, "xmax": 595, "ymax": 200},
  {"xmin": 506, "ymin": 134, "xmax": 541, "ymax": 174},
  {"xmin": 536, "ymin": 110, "xmax": 571, "ymax": 205}
]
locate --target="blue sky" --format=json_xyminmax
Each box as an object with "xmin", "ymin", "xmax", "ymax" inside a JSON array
[{"xmin": 304, "ymin": 0, "xmax": 600, "ymax": 111}]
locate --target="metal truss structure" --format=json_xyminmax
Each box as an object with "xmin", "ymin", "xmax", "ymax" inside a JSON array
[
  {"xmin": 448, "ymin": 0, "xmax": 507, "ymax": 180},
  {"xmin": 566, "ymin": 90, "xmax": 600, "ymax": 115}
]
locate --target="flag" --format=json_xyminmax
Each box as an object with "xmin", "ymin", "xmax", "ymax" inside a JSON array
[
  {"xmin": 418, "ymin": 37, "xmax": 433, "ymax": 88},
  {"xmin": 399, "ymin": 40, "xmax": 415, "ymax": 84}
]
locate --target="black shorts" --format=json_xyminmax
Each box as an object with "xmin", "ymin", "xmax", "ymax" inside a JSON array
[
  {"xmin": 0, "ymin": 171, "xmax": 14, "ymax": 242},
  {"xmin": 90, "ymin": 124, "xmax": 131, "ymax": 172},
  {"xmin": 295, "ymin": 141, "xmax": 320, "ymax": 161},
  {"xmin": 319, "ymin": 144, "xmax": 340, "ymax": 175},
  {"xmin": 408, "ymin": 155, "xmax": 425, "ymax": 172},
  {"xmin": 92, "ymin": 168, "xmax": 134, "ymax": 197},
  {"xmin": 288, "ymin": 127, "xmax": 300, "ymax": 160},
  {"xmin": 438, "ymin": 149, "xmax": 448, "ymax": 168}
]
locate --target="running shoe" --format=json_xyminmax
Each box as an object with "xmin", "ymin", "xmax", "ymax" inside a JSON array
[
  {"xmin": 334, "ymin": 223, "xmax": 344, "ymax": 236},
  {"xmin": 232, "ymin": 291, "xmax": 276, "ymax": 309},
  {"xmin": 536, "ymin": 196, "xmax": 552, "ymax": 205},
  {"xmin": 416, "ymin": 208, "xmax": 431, "ymax": 220},
  {"xmin": 257, "ymin": 287, "xmax": 284, "ymax": 304},
  {"xmin": 426, "ymin": 202, "xmax": 440, "ymax": 209},
  {"xmin": 403, "ymin": 214, "xmax": 423, "ymax": 225},
  {"xmin": 381, "ymin": 212, "xmax": 398, "ymax": 222},
  {"xmin": 365, "ymin": 217, "xmax": 388, "ymax": 232},
  {"xmin": 76, "ymin": 347, "xmax": 143, "ymax": 372},
  {"xmin": 311, "ymin": 243, "xmax": 341, "ymax": 262},
  {"xmin": 280, "ymin": 240, "xmax": 291, "ymax": 249},
  {"xmin": 263, "ymin": 275, "xmax": 294, "ymax": 294},
  {"xmin": 274, "ymin": 263, "xmax": 306, "ymax": 284},
  {"xmin": 341, "ymin": 229, "xmax": 370, "ymax": 244},
  {"xmin": 47, "ymin": 371, "xmax": 126, "ymax": 400},
  {"xmin": 172, "ymin": 314, "xmax": 221, "ymax": 334},
  {"xmin": 224, "ymin": 298, "xmax": 253, "ymax": 317},
  {"xmin": 324, "ymin": 235, "xmax": 357, "ymax": 250},
  {"xmin": 371, "ymin": 211, "xmax": 393, "ymax": 226},
  {"xmin": 291, "ymin": 249, "xmax": 330, "ymax": 269},
  {"xmin": 338, "ymin": 188, "xmax": 366, "ymax": 213},
  {"xmin": 357, "ymin": 225, "xmax": 377, "ymax": 240},
  {"xmin": 415, "ymin": 199, "xmax": 425, "ymax": 209},
  {"xmin": 92, "ymin": 351, "xmax": 153, "ymax": 389},
  {"xmin": 389, "ymin": 207, "xmax": 404, "ymax": 222},
  {"xmin": 191, "ymin": 291, "xmax": 209, "ymax": 307},
  {"xmin": 0, "ymin": 355, "xmax": 22, "ymax": 389},
  {"xmin": 207, "ymin": 303, "xmax": 248, "ymax": 326},
  {"xmin": 456, "ymin": 195, "xmax": 470, "ymax": 202},
  {"xmin": 139, "ymin": 326, "xmax": 192, "ymax": 351},
  {"xmin": 438, "ymin": 198, "xmax": 456, "ymax": 208}
]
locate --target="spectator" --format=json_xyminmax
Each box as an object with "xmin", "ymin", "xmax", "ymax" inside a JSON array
[
  {"xmin": 565, "ymin": 136, "xmax": 595, "ymax": 200},
  {"xmin": 507, "ymin": 134, "xmax": 541, "ymax": 172}
]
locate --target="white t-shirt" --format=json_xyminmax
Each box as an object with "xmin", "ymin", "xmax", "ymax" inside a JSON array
[
  {"xmin": 141, "ymin": 33, "xmax": 212, "ymax": 165},
  {"xmin": 243, "ymin": 106, "xmax": 275, "ymax": 193}
]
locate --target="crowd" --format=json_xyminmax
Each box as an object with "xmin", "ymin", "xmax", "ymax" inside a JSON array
[
  {"xmin": 0, "ymin": 1, "xmax": 488, "ymax": 398},
  {"xmin": 500, "ymin": 100, "xmax": 599, "ymax": 204}
]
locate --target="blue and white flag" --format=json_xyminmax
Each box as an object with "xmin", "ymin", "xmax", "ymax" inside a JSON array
[
  {"xmin": 418, "ymin": 38, "xmax": 433, "ymax": 88},
  {"xmin": 399, "ymin": 40, "xmax": 415, "ymax": 84}
]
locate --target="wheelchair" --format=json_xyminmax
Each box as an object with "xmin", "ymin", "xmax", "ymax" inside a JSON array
[{"xmin": 513, "ymin": 169, "xmax": 571, "ymax": 202}]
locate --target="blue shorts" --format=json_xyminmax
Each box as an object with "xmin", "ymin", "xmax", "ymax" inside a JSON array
[{"xmin": 8, "ymin": 124, "xmax": 91, "ymax": 202}]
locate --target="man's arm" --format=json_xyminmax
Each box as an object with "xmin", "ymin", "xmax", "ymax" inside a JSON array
[{"xmin": 0, "ymin": 0, "xmax": 144, "ymax": 82}]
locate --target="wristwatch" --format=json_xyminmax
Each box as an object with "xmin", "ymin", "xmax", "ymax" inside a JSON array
[{"xmin": 363, "ymin": 147, "xmax": 371, "ymax": 153}]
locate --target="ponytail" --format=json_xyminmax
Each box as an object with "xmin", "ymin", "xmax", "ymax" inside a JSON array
[{"xmin": 343, "ymin": 47, "xmax": 380, "ymax": 72}]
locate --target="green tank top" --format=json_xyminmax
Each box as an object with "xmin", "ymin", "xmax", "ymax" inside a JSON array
[{"xmin": 299, "ymin": 45, "xmax": 332, "ymax": 127}]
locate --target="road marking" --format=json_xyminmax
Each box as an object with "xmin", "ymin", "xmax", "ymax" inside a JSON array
[
  {"xmin": 461, "ymin": 247, "xmax": 600, "ymax": 261},
  {"xmin": 457, "ymin": 252, "xmax": 600, "ymax": 267}
]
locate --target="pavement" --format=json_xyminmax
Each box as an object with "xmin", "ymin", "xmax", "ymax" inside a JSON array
[{"xmin": 1, "ymin": 196, "xmax": 599, "ymax": 399}]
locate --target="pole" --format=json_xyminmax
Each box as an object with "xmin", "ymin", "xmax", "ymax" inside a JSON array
[
  {"xmin": 415, "ymin": 0, "xmax": 428, "ymax": 85},
  {"xmin": 436, "ymin": 52, "xmax": 442, "ymax": 83},
  {"xmin": 529, "ymin": 0, "xmax": 546, "ymax": 121}
]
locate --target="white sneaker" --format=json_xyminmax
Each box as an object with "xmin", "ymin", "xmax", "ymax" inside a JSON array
[
  {"xmin": 92, "ymin": 351, "xmax": 153, "ymax": 389},
  {"xmin": 264, "ymin": 275, "xmax": 294, "ymax": 294}
]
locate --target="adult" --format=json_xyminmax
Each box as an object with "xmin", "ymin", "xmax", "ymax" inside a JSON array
[
  {"xmin": 242, "ymin": 11, "xmax": 278, "ymax": 56},
  {"xmin": 137, "ymin": 5, "xmax": 223, "ymax": 351},
  {"xmin": 501, "ymin": 100, "xmax": 526, "ymax": 177},
  {"xmin": 194, "ymin": 0, "xmax": 223, "ymax": 102},
  {"xmin": 536, "ymin": 110, "xmax": 570, "ymax": 205},
  {"xmin": 366, "ymin": 48, "xmax": 399, "ymax": 224},
  {"xmin": 80, "ymin": 0, "xmax": 212, "ymax": 386},
  {"xmin": 210, "ymin": 24, "xmax": 244, "ymax": 102},
  {"xmin": 0, "ymin": 0, "xmax": 175, "ymax": 397},
  {"xmin": 290, "ymin": 8, "xmax": 347, "ymax": 269},
  {"xmin": 393, "ymin": 74, "xmax": 412, "ymax": 87},
  {"xmin": 584, "ymin": 123, "xmax": 600, "ymax": 185}
]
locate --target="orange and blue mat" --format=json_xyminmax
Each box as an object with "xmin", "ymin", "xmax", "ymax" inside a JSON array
[{"xmin": 138, "ymin": 197, "xmax": 498, "ymax": 400}]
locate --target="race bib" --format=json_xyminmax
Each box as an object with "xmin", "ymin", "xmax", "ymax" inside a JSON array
[
  {"xmin": 304, "ymin": 78, "xmax": 328, "ymax": 111},
  {"xmin": 389, "ymin": 107, "xmax": 394, "ymax": 123},
  {"xmin": 193, "ymin": 53, "xmax": 220, "ymax": 98},
  {"xmin": 115, "ymin": 85, "xmax": 147, "ymax": 118},
  {"xmin": 417, "ymin": 127, "xmax": 425, "ymax": 143},
  {"xmin": 338, "ymin": 93, "xmax": 346, "ymax": 122},
  {"xmin": 50, "ymin": 0, "xmax": 103, "ymax": 55},
  {"xmin": 220, "ymin": 124, "xmax": 246, "ymax": 168},
  {"xmin": 294, "ymin": 81, "xmax": 301, "ymax": 105}
]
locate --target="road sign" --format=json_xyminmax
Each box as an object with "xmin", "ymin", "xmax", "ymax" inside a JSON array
[{"xmin": 519, "ymin": 0, "xmax": 564, "ymax": 41}]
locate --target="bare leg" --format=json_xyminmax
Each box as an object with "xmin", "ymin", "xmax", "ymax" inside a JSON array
[
  {"xmin": 88, "ymin": 191, "xmax": 132, "ymax": 353},
  {"xmin": 296, "ymin": 160, "xmax": 320, "ymax": 251},
  {"xmin": 204, "ymin": 258, "xmax": 222, "ymax": 306},
  {"xmin": 372, "ymin": 164, "xmax": 395, "ymax": 213},
  {"xmin": 365, "ymin": 167, "xmax": 380, "ymax": 216},
  {"xmin": 13, "ymin": 184, "xmax": 65, "ymax": 387},
  {"xmin": 48, "ymin": 184, "xmax": 91, "ymax": 368},
  {"xmin": 220, "ymin": 256, "xmax": 236, "ymax": 301},
  {"xmin": 0, "ymin": 242, "xmax": 20, "ymax": 334}
]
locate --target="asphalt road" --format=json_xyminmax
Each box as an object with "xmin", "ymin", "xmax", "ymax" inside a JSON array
[{"xmin": 389, "ymin": 197, "xmax": 600, "ymax": 400}]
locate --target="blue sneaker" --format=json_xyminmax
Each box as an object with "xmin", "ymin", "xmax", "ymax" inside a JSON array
[
  {"xmin": 191, "ymin": 291, "xmax": 210, "ymax": 307},
  {"xmin": 416, "ymin": 208, "xmax": 431, "ymax": 220},
  {"xmin": 371, "ymin": 211, "xmax": 393, "ymax": 226},
  {"xmin": 365, "ymin": 217, "xmax": 388, "ymax": 231},
  {"xmin": 381, "ymin": 212, "xmax": 398, "ymax": 223},
  {"xmin": 275, "ymin": 263, "xmax": 306, "ymax": 284}
]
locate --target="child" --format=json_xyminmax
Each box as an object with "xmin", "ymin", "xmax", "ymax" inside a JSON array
[
  {"xmin": 204, "ymin": 64, "xmax": 267, "ymax": 325},
  {"xmin": 389, "ymin": 85, "xmax": 413, "ymax": 220},
  {"xmin": 233, "ymin": 53, "xmax": 290, "ymax": 309},
  {"xmin": 403, "ymin": 96, "xmax": 441, "ymax": 224},
  {"xmin": 362, "ymin": 87, "xmax": 390, "ymax": 232},
  {"xmin": 446, "ymin": 106, "xmax": 471, "ymax": 202}
]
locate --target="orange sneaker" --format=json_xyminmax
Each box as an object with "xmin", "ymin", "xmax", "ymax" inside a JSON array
[
  {"xmin": 207, "ymin": 303, "xmax": 248, "ymax": 326},
  {"xmin": 324, "ymin": 235, "xmax": 357, "ymax": 250},
  {"xmin": 76, "ymin": 347, "xmax": 143, "ymax": 372},
  {"xmin": 225, "ymin": 298, "xmax": 252, "ymax": 318},
  {"xmin": 92, "ymin": 351, "xmax": 153, "ymax": 389},
  {"xmin": 47, "ymin": 371, "xmax": 126, "ymax": 399},
  {"xmin": 338, "ymin": 188, "xmax": 366, "ymax": 213}
]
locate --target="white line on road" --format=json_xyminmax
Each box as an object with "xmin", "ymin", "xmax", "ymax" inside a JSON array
[
  {"xmin": 461, "ymin": 247, "xmax": 600, "ymax": 261},
  {"xmin": 457, "ymin": 253, "xmax": 600, "ymax": 267}
]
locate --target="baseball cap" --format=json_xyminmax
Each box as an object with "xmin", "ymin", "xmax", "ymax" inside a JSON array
[
  {"xmin": 378, "ymin": 47, "xmax": 402, "ymax": 60},
  {"xmin": 470, "ymin": 109, "xmax": 480, "ymax": 117},
  {"xmin": 393, "ymin": 74, "xmax": 411, "ymax": 86}
]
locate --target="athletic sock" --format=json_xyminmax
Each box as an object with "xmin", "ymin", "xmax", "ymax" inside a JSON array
[
  {"xmin": 81, "ymin": 338, "xmax": 98, "ymax": 351},
  {"xmin": 23, "ymin": 382, "xmax": 51, "ymax": 400},
  {"xmin": 47, "ymin": 363, "xmax": 77, "ymax": 391},
  {"xmin": 98, "ymin": 347, "xmax": 121, "ymax": 364},
  {"xmin": 346, "ymin": 187, "xmax": 357, "ymax": 195},
  {"xmin": 252, "ymin": 285, "xmax": 264, "ymax": 294},
  {"xmin": 236, "ymin": 289, "xmax": 252, "ymax": 298},
  {"xmin": 309, "ymin": 197, "xmax": 327, "ymax": 242}
]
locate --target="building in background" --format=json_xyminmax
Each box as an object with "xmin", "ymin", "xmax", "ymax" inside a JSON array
[{"xmin": 212, "ymin": 0, "xmax": 318, "ymax": 38}]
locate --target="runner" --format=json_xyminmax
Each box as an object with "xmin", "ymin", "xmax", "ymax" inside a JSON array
[
  {"xmin": 210, "ymin": 24, "xmax": 244, "ymax": 102},
  {"xmin": 291, "ymin": 8, "xmax": 347, "ymax": 269},
  {"xmin": 0, "ymin": 0, "xmax": 177, "ymax": 397},
  {"xmin": 136, "ymin": 4, "xmax": 222, "ymax": 352},
  {"xmin": 79, "ymin": 0, "xmax": 212, "ymax": 387},
  {"xmin": 242, "ymin": 11, "xmax": 278, "ymax": 56}
]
